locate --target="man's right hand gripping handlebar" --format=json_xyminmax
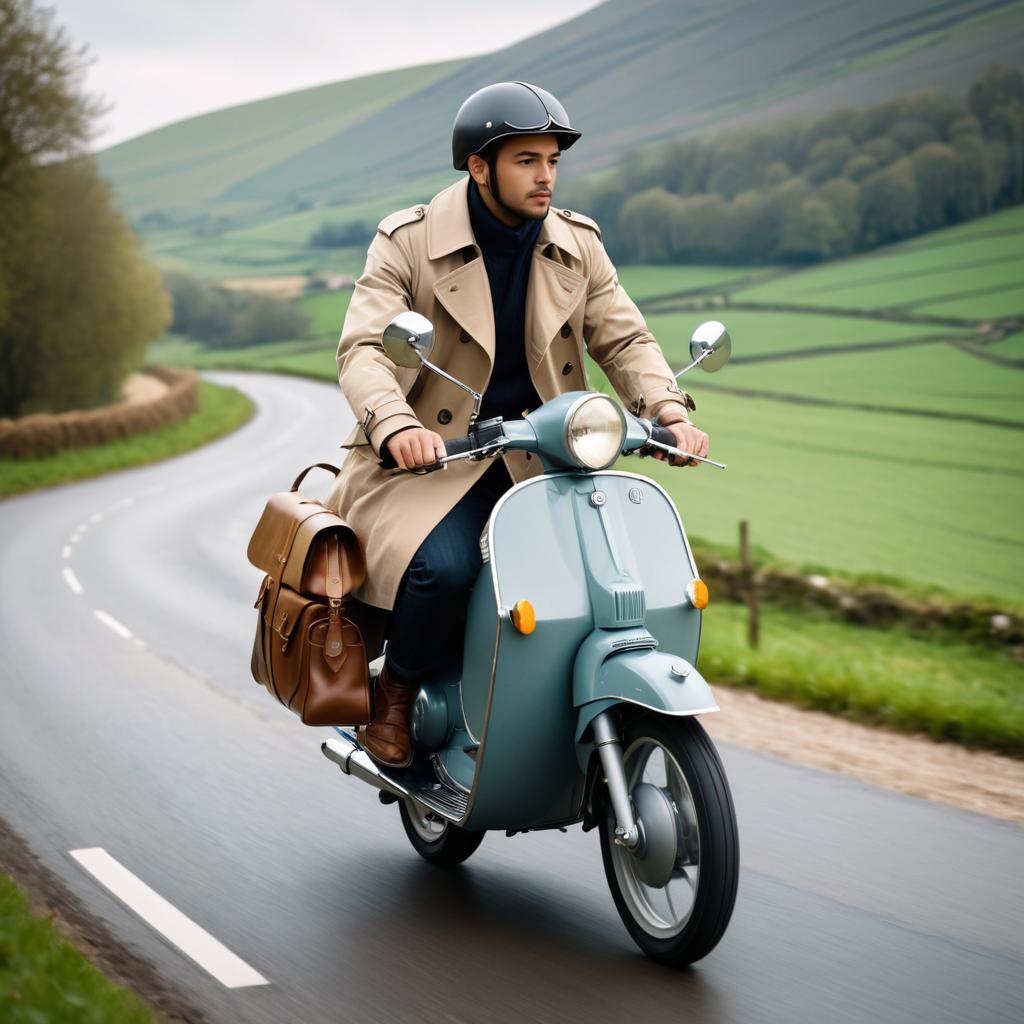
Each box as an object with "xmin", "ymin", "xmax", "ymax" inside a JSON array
[{"xmin": 381, "ymin": 427, "xmax": 447, "ymax": 471}]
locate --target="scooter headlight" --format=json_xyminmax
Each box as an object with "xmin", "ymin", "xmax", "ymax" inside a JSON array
[{"xmin": 565, "ymin": 394, "xmax": 626, "ymax": 470}]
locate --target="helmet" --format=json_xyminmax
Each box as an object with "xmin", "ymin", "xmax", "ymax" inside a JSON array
[{"xmin": 452, "ymin": 81, "xmax": 581, "ymax": 171}]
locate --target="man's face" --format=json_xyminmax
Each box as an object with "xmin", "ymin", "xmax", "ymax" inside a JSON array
[{"xmin": 472, "ymin": 134, "xmax": 561, "ymax": 224}]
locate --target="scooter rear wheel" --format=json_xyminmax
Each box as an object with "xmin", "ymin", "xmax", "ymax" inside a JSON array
[
  {"xmin": 599, "ymin": 713, "xmax": 738, "ymax": 966},
  {"xmin": 399, "ymin": 798, "xmax": 485, "ymax": 867}
]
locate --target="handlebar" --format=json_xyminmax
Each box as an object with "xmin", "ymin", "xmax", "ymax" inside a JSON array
[
  {"xmin": 378, "ymin": 432, "xmax": 478, "ymax": 472},
  {"xmin": 649, "ymin": 424, "xmax": 678, "ymax": 449}
]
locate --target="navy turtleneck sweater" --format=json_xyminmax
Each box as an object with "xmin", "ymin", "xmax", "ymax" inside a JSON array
[{"xmin": 467, "ymin": 180, "xmax": 543, "ymax": 422}]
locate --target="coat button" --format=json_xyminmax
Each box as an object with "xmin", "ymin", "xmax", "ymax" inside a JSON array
[
  {"xmin": 459, "ymin": 330, "xmax": 471, "ymax": 344},
  {"xmin": 415, "ymin": 206, "xmax": 424, "ymax": 218},
  {"xmin": 437, "ymin": 409, "xmax": 453, "ymax": 425},
  {"xmin": 562, "ymin": 362, "xmax": 574, "ymax": 375},
  {"xmin": 563, "ymin": 210, "xmax": 573, "ymax": 218},
  {"xmin": 560, "ymin": 324, "xmax": 572, "ymax": 338}
]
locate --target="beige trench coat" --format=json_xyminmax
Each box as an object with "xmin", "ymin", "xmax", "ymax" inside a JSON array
[{"xmin": 325, "ymin": 177, "xmax": 691, "ymax": 609}]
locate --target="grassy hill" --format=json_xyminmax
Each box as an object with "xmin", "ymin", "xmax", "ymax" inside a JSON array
[
  {"xmin": 100, "ymin": 0, "xmax": 1024, "ymax": 280},
  {"xmin": 618, "ymin": 204, "xmax": 1024, "ymax": 601}
]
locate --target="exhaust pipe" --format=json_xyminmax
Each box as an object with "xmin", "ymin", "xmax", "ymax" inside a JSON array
[{"xmin": 322, "ymin": 734, "xmax": 410, "ymax": 802}]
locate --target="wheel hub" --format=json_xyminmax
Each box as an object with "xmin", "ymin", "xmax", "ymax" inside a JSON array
[{"xmin": 629, "ymin": 783, "xmax": 678, "ymax": 887}]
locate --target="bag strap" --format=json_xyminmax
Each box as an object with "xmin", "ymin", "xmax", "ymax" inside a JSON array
[
  {"xmin": 291, "ymin": 463, "xmax": 341, "ymax": 492},
  {"xmin": 324, "ymin": 535, "xmax": 346, "ymax": 669}
]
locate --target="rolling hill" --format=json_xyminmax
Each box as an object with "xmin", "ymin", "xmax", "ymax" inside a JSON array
[{"xmin": 100, "ymin": 0, "xmax": 1024, "ymax": 272}]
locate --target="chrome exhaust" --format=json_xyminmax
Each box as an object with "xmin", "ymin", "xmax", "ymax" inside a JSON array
[{"xmin": 321, "ymin": 734, "xmax": 411, "ymax": 802}]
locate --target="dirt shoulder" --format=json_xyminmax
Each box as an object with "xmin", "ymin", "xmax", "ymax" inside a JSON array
[{"xmin": 704, "ymin": 684, "xmax": 1024, "ymax": 826}]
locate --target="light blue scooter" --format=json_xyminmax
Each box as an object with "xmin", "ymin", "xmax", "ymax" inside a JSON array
[{"xmin": 323, "ymin": 314, "xmax": 739, "ymax": 966}]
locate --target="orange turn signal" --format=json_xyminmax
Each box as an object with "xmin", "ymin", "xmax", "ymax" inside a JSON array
[
  {"xmin": 511, "ymin": 599, "xmax": 536, "ymax": 635},
  {"xmin": 685, "ymin": 579, "xmax": 709, "ymax": 609}
]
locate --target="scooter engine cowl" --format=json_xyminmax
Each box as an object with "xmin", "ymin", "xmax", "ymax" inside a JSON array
[{"xmin": 411, "ymin": 686, "xmax": 450, "ymax": 750}]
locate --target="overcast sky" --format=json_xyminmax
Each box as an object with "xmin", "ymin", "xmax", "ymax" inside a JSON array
[{"xmin": 52, "ymin": 1, "xmax": 601, "ymax": 150}]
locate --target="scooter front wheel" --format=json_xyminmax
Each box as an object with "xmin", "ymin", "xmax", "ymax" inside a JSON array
[
  {"xmin": 399, "ymin": 798, "xmax": 485, "ymax": 867},
  {"xmin": 599, "ymin": 714, "xmax": 738, "ymax": 966}
]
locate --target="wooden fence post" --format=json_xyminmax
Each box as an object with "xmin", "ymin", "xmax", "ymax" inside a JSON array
[{"xmin": 740, "ymin": 520, "xmax": 760, "ymax": 649}]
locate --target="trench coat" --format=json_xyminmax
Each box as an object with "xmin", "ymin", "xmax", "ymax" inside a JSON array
[{"xmin": 324, "ymin": 176, "xmax": 692, "ymax": 609}]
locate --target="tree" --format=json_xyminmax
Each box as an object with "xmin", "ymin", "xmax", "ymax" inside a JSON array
[
  {"xmin": 858, "ymin": 160, "xmax": 918, "ymax": 247},
  {"xmin": 669, "ymin": 194, "xmax": 733, "ymax": 262},
  {"xmin": 618, "ymin": 188, "xmax": 680, "ymax": 263},
  {"xmin": 805, "ymin": 136, "xmax": 857, "ymax": 185},
  {"xmin": 779, "ymin": 198, "xmax": 844, "ymax": 262},
  {"xmin": 5, "ymin": 159, "xmax": 169, "ymax": 413},
  {"xmin": 910, "ymin": 143, "xmax": 959, "ymax": 230},
  {"xmin": 0, "ymin": 0, "xmax": 168, "ymax": 416},
  {"xmin": 0, "ymin": 0, "xmax": 103, "ymax": 187},
  {"xmin": 816, "ymin": 178, "xmax": 860, "ymax": 254}
]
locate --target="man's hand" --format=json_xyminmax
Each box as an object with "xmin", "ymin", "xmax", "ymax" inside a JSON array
[
  {"xmin": 653, "ymin": 413, "xmax": 709, "ymax": 468},
  {"xmin": 385, "ymin": 428, "xmax": 447, "ymax": 470}
]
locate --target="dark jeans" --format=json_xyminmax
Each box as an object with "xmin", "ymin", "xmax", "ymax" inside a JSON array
[{"xmin": 384, "ymin": 460, "xmax": 512, "ymax": 683}]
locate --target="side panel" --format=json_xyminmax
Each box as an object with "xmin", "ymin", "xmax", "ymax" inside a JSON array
[{"xmin": 461, "ymin": 475, "xmax": 592, "ymax": 830}]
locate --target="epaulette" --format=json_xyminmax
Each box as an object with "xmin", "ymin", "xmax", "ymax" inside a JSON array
[
  {"xmin": 555, "ymin": 207, "xmax": 602, "ymax": 238},
  {"xmin": 377, "ymin": 204, "xmax": 427, "ymax": 237}
]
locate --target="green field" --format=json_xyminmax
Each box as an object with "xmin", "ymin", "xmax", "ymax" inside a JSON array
[
  {"xmin": 733, "ymin": 206, "xmax": 1024, "ymax": 317},
  {"xmin": 647, "ymin": 308, "xmax": 940, "ymax": 359},
  {"xmin": 699, "ymin": 604, "xmax": 1024, "ymax": 752},
  {"xmin": 613, "ymin": 206, "xmax": 1024, "ymax": 603}
]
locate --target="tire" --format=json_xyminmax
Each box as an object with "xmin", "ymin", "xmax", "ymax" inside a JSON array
[
  {"xmin": 399, "ymin": 798, "xmax": 485, "ymax": 867},
  {"xmin": 598, "ymin": 713, "xmax": 739, "ymax": 966}
]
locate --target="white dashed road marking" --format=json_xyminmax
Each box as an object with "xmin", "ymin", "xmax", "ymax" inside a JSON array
[
  {"xmin": 70, "ymin": 848, "xmax": 270, "ymax": 989},
  {"xmin": 61, "ymin": 545, "xmax": 72, "ymax": 559},
  {"xmin": 93, "ymin": 609, "xmax": 133, "ymax": 640},
  {"xmin": 89, "ymin": 512, "xmax": 103, "ymax": 524},
  {"xmin": 62, "ymin": 567, "xmax": 84, "ymax": 595}
]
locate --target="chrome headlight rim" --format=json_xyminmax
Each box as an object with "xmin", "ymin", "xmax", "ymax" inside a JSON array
[{"xmin": 564, "ymin": 392, "xmax": 627, "ymax": 470}]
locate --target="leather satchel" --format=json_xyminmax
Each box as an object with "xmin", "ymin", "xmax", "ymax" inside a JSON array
[{"xmin": 247, "ymin": 463, "xmax": 372, "ymax": 726}]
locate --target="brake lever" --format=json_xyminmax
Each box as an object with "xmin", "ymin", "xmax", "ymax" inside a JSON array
[{"xmin": 642, "ymin": 437, "xmax": 727, "ymax": 470}]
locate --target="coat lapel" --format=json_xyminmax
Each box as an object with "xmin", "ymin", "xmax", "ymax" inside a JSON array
[
  {"xmin": 526, "ymin": 253, "xmax": 586, "ymax": 371},
  {"xmin": 432, "ymin": 259, "xmax": 495, "ymax": 366}
]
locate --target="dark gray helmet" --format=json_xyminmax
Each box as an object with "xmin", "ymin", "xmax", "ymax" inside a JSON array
[{"xmin": 452, "ymin": 81, "xmax": 581, "ymax": 171}]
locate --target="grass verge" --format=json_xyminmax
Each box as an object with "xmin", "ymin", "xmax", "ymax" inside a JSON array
[
  {"xmin": 0, "ymin": 379, "xmax": 254, "ymax": 498},
  {"xmin": 0, "ymin": 872, "xmax": 153, "ymax": 1023},
  {"xmin": 698, "ymin": 603, "xmax": 1024, "ymax": 755}
]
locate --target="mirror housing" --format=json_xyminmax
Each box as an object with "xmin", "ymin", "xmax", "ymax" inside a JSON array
[
  {"xmin": 382, "ymin": 311, "xmax": 435, "ymax": 368},
  {"xmin": 689, "ymin": 321, "xmax": 732, "ymax": 372}
]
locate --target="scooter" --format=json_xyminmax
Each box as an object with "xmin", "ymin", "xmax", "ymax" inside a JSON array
[{"xmin": 322, "ymin": 314, "xmax": 739, "ymax": 966}]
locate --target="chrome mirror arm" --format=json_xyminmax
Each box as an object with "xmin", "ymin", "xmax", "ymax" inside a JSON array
[
  {"xmin": 673, "ymin": 347, "xmax": 714, "ymax": 380},
  {"xmin": 419, "ymin": 356, "xmax": 483, "ymax": 428}
]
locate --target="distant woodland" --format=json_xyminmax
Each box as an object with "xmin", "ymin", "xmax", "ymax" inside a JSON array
[{"xmin": 567, "ymin": 66, "xmax": 1024, "ymax": 265}]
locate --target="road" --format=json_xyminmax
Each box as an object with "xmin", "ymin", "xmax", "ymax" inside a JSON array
[{"xmin": 0, "ymin": 371, "xmax": 1021, "ymax": 1023}]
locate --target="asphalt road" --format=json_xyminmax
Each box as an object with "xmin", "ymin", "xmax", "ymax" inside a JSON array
[{"xmin": 1, "ymin": 371, "xmax": 1021, "ymax": 1024}]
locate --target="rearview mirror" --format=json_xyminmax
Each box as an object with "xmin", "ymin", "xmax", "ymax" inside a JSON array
[
  {"xmin": 689, "ymin": 321, "xmax": 732, "ymax": 373},
  {"xmin": 382, "ymin": 311, "xmax": 435, "ymax": 368}
]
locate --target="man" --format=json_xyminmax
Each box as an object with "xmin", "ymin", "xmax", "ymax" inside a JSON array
[{"xmin": 326, "ymin": 82, "xmax": 708, "ymax": 768}]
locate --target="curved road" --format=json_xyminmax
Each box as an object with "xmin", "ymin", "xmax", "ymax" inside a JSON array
[{"xmin": 0, "ymin": 371, "xmax": 1021, "ymax": 1023}]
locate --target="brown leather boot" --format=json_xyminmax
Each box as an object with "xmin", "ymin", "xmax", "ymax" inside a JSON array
[{"xmin": 362, "ymin": 665, "xmax": 416, "ymax": 768}]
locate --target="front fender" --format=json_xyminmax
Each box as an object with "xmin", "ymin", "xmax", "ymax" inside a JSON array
[{"xmin": 573, "ymin": 632, "xmax": 719, "ymax": 744}]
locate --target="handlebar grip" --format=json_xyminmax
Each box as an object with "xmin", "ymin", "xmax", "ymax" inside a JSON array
[
  {"xmin": 650, "ymin": 424, "xmax": 677, "ymax": 448},
  {"xmin": 440, "ymin": 435, "xmax": 475, "ymax": 459},
  {"xmin": 378, "ymin": 434, "xmax": 475, "ymax": 471}
]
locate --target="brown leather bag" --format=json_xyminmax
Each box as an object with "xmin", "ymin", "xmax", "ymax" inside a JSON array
[{"xmin": 247, "ymin": 463, "xmax": 372, "ymax": 726}]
